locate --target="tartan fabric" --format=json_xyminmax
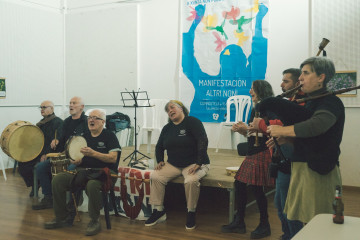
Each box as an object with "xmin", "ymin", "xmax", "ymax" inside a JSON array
[{"xmin": 235, "ymin": 150, "xmax": 274, "ymax": 186}]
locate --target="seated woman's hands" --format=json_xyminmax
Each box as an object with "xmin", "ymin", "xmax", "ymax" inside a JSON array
[
  {"xmin": 188, "ymin": 164, "xmax": 201, "ymax": 175},
  {"xmin": 155, "ymin": 161, "xmax": 165, "ymax": 170}
]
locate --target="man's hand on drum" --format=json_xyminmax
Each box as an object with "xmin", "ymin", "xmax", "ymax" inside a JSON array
[
  {"xmin": 80, "ymin": 147, "xmax": 96, "ymax": 157},
  {"xmin": 50, "ymin": 139, "xmax": 59, "ymax": 150},
  {"xmin": 155, "ymin": 161, "xmax": 165, "ymax": 170}
]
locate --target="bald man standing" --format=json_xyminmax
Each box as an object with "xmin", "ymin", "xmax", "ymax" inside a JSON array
[
  {"xmin": 33, "ymin": 96, "xmax": 89, "ymax": 210},
  {"xmin": 18, "ymin": 100, "xmax": 63, "ymax": 197}
]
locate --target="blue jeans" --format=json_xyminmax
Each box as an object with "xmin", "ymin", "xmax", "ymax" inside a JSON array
[
  {"xmin": 36, "ymin": 159, "xmax": 52, "ymax": 196},
  {"xmin": 67, "ymin": 164, "xmax": 77, "ymax": 171},
  {"xmin": 36, "ymin": 159, "xmax": 78, "ymax": 197},
  {"xmin": 274, "ymin": 171, "xmax": 303, "ymax": 239}
]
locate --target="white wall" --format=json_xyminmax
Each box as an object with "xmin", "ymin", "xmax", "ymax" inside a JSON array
[
  {"xmin": 138, "ymin": 0, "xmax": 179, "ymax": 100},
  {"xmin": 137, "ymin": 0, "xmax": 311, "ymax": 149},
  {"xmin": 65, "ymin": 3, "xmax": 138, "ymax": 105},
  {"xmin": 0, "ymin": 0, "xmax": 359, "ymax": 187},
  {"xmin": 136, "ymin": 0, "xmax": 360, "ymax": 187},
  {"xmin": 0, "ymin": 0, "xmax": 64, "ymax": 106}
]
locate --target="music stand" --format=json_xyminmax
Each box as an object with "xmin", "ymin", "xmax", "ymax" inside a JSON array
[{"xmin": 121, "ymin": 89, "xmax": 152, "ymax": 167}]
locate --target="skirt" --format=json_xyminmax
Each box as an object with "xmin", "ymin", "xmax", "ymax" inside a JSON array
[
  {"xmin": 284, "ymin": 162, "xmax": 342, "ymax": 223},
  {"xmin": 235, "ymin": 149, "xmax": 274, "ymax": 187}
]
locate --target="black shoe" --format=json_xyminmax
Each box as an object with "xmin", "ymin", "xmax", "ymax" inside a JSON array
[
  {"xmin": 280, "ymin": 234, "xmax": 290, "ymax": 240},
  {"xmin": 85, "ymin": 219, "xmax": 101, "ymax": 236},
  {"xmin": 221, "ymin": 214, "xmax": 246, "ymax": 233},
  {"xmin": 250, "ymin": 222, "xmax": 271, "ymax": 239},
  {"xmin": 32, "ymin": 196, "xmax": 53, "ymax": 210},
  {"xmin": 44, "ymin": 216, "xmax": 73, "ymax": 229},
  {"xmin": 185, "ymin": 211, "xmax": 196, "ymax": 230},
  {"xmin": 145, "ymin": 209, "xmax": 167, "ymax": 226}
]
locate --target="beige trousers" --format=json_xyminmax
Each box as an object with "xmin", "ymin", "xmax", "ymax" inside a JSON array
[{"xmin": 149, "ymin": 162, "xmax": 210, "ymax": 210}]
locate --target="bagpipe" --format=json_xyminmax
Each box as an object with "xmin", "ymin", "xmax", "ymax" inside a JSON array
[
  {"xmin": 256, "ymin": 84, "xmax": 360, "ymax": 126},
  {"xmin": 255, "ymin": 37, "xmax": 331, "ymax": 125}
]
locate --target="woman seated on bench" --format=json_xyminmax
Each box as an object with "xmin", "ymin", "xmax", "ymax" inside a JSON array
[{"xmin": 144, "ymin": 100, "xmax": 210, "ymax": 230}]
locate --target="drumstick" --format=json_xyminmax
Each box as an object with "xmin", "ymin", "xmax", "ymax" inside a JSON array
[{"xmin": 54, "ymin": 130, "xmax": 57, "ymax": 148}]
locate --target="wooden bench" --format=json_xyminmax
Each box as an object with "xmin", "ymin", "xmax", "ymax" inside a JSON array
[{"xmin": 120, "ymin": 146, "xmax": 244, "ymax": 223}]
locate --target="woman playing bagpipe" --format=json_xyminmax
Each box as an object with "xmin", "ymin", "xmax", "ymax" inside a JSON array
[
  {"xmin": 263, "ymin": 57, "xmax": 344, "ymax": 226},
  {"xmin": 221, "ymin": 80, "xmax": 276, "ymax": 239}
]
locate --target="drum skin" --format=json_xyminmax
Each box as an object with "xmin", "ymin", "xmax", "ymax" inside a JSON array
[
  {"xmin": 0, "ymin": 120, "xmax": 44, "ymax": 162},
  {"xmin": 65, "ymin": 136, "xmax": 87, "ymax": 161}
]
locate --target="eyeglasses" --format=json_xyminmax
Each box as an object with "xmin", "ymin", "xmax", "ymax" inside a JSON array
[
  {"xmin": 87, "ymin": 116, "xmax": 104, "ymax": 121},
  {"xmin": 39, "ymin": 106, "xmax": 51, "ymax": 109}
]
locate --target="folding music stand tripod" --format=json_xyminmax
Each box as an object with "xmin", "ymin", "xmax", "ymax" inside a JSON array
[{"xmin": 121, "ymin": 90, "xmax": 152, "ymax": 167}]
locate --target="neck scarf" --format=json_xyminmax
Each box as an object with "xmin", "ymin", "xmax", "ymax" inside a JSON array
[{"xmin": 36, "ymin": 113, "xmax": 56, "ymax": 127}]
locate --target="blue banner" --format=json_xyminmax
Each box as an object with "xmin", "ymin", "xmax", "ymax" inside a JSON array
[{"xmin": 180, "ymin": 0, "xmax": 269, "ymax": 122}]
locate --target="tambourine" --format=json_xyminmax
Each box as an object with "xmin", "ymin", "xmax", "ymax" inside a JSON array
[{"xmin": 65, "ymin": 136, "xmax": 87, "ymax": 161}]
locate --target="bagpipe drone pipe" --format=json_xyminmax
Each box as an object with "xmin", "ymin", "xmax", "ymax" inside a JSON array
[
  {"xmin": 256, "ymin": 84, "xmax": 360, "ymax": 126},
  {"xmin": 255, "ymin": 96, "xmax": 312, "ymax": 126}
]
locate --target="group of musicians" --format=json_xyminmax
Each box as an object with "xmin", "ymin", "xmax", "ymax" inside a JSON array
[
  {"xmin": 15, "ymin": 56, "xmax": 344, "ymax": 238},
  {"xmin": 17, "ymin": 96, "xmax": 121, "ymax": 236},
  {"xmin": 222, "ymin": 56, "xmax": 343, "ymax": 239}
]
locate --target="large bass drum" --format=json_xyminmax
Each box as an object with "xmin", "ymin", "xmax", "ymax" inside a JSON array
[{"xmin": 0, "ymin": 120, "xmax": 44, "ymax": 162}]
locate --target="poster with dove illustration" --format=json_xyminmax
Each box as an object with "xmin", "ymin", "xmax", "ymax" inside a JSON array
[{"xmin": 180, "ymin": 0, "xmax": 269, "ymax": 122}]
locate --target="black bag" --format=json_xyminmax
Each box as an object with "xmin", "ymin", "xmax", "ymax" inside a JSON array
[
  {"xmin": 269, "ymin": 162, "xmax": 279, "ymax": 178},
  {"xmin": 269, "ymin": 149, "xmax": 291, "ymax": 178},
  {"xmin": 106, "ymin": 112, "xmax": 131, "ymax": 132}
]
